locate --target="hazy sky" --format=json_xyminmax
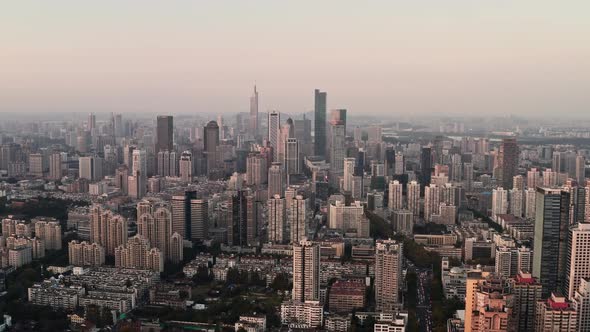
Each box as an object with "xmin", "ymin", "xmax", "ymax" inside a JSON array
[{"xmin": 1, "ymin": 1, "xmax": 589, "ymax": 116}]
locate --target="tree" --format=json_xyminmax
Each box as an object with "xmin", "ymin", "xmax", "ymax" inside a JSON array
[
  {"xmin": 194, "ymin": 265, "xmax": 212, "ymax": 283},
  {"xmin": 270, "ymin": 273, "xmax": 290, "ymax": 291}
]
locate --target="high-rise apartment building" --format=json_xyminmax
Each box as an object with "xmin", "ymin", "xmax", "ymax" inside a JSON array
[
  {"xmin": 292, "ymin": 239, "xmax": 320, "ymax": 302},
  {"xmin": 510, "ymin": 271, "xmax": 542, "ymax": 332},
  {"xmin": 268, "ymin": 195, "xmax": 286, "ymax": 244},
  {"xmin": 137, "ymin": 206, "xmax": 172, "ymax": 259},
  {"xmin": 68, "ymin": 240, "xmax": 105, "ymax": 266},
  {"xmin": 527, "ymin": 168, "xmax": 540, "ymax": 189},
  {"xmin": 246, "ymin": 153, "xmax": 267, "ymax": 186},
  {"xmin": 424, "ymin": 184, "xmax": 441, "ymax": 222},
  {"xmin": 179, "ymin": 150, "xmax": 193, "ymax": 183},
  {"xmin": 407, "ymin": 180, "xmax": 420, "ymax": 219},
  {"xmin": 48, "ymin": 153, "xmax": 63, "ymax": 180},
  {"xmin": 34, "ymin": 220, "xmax": 62, "ymax": 250},
  {"xmin": 289, "ymin": 195, "xmax": 307, "ymax": 244},
  {"xmin": 576, "ymin": 155, "xmax": 586, "ymax": 185},
  {"xmin": 388, "ymin": 180, "xmax": 403, "ymax": 211},
  {"xmin": 328, "ymin": 200, "xmax": 368, "ymax": 237},
  {"xmin": 90, "ymin": 205, "xmax": 128, "ymax": 256},
  {"xmin": 268, "ymin": 162, "xmax": 284, "ymax": 198},
  {"xmin": 375, "ymin": 239, "xmax": 403, "ymax": 312},
  {"xmin": 525, "ymin": 188, "xmax": 537, "ymax": 220},
  {"xmin": 535, "ymin": 293, "xmax": 578, "ymax": 332},
  {"xmin": 285, "ymin": 138, "xmax": 299, "ymax": 176},
  {"xmin": 114, "ymin": 235, "xmax": 164, "ymax": 272},
  {"xmin": 469, "ymin": 274, "xmax": 513, "ymax": 332},
  {"xmin": 573, "ymin": 278, "xmax": 590, "ymax": 332},
  {"xmin": 157, "ymin": 150, "xmax": 178, "ymax": 177},
  {"xmin": 492, "ymin": 187, "xmax": 508, "ymax": 219},
  {"xmin": 564, "ymin": 222, "xmax": 590, "ymax": 299},
  {"xmin": 509, "ymin": 188, "xmax": 523, "ymax": 218}
]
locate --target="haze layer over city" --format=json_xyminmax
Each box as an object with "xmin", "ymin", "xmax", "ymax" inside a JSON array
[{"xmin": 1, "ymin": 2, "xmax": 590, "ymax": 332}]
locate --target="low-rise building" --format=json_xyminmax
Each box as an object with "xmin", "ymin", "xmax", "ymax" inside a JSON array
[
  {"xmin": 328, "ymin": 279, "xmax": 365, "ymax": 313},
  {"xmin": 280, "ymin": 300, "xmax": 323, "ymax": 328},
  {"xmin": 28, "ymin": 280, "xmax": 85, "ymax": 310}
]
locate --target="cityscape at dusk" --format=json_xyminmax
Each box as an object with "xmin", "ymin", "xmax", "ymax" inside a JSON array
[{"xmin": 1, "ymin": 2, "xmax": 590, "ymax": 332}]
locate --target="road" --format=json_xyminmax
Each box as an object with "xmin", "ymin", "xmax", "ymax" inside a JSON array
[{"xmin": 416, "ymin": 268, "xmax": 433, "ymax": 332}]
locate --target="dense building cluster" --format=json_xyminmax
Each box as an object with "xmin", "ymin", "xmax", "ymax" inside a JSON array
[{"xmin": 0, "ymin": 87, "xmax": 586, "ymax": 331}]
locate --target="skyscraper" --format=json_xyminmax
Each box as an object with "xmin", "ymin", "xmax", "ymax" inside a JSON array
[
  {"xmin": 388, "ymin": 180, "xmax": 403, "ymax": 211},
  {"xmin": 79, "ymin": 156, "xmax": 103, "ymax": 181},
  {"xmin": 268, "ymin": 195, "xmax": 286, "ymax": 244},
  {"xmin": 535, "ymin": 294, "xmax": 578, "ymax": 332},
  {"xmin": 527, "ymin": 168, "xmax": 540, "ymax": 189},
  {"xmin": 246, "ymin": 194, "xmax": 261, "ymax": 246},
  {"xmin": 424, "ymin": 184, "xmax": 441, "ymax": 222},
  {"xmin": 492, "ymin": 187, "xmax": 508, "ymax": 219},
  {"xmin": 190, "ymin": 199, "xmax": 208, "ymax": 242},
  {"xmin": 156, "ymin": 115, "xmax": 173, "ymax": 152},
  {"xmin": 284, "ymin": 138, "xmax": 299, "ymax": 177},
  {"xmin": 375, "ymin": 239, "xmax": 403, "ymax": 312},
  {"xmin": 138, "ymin": 206, "xmax": 171, "ymax": 259},
  {"xmin": 228, "ymin": 190, "xmax": 248, "ymax": 246},
  {"xmin": 268, "ymin": 111, "xmax": 280, "ymax": 162},
  {"xmin": 343, "ymin": 158, "xmax": 356, "ymax": 192},
  {"xmin": 420, "ymin": 147, "xmax": 432, "ymax": 188},
  {"xmin": 90, "ymin": 205, "xmax": 128, "ymax": 256},
  {"xmin": 268, "ymin": 162, "xmax": 284, "ymax": 198},
  {"xmin": 171, "ymin": 190, "xmax": 197, "ymax": 240},
  {"xmin": 497, "ymin": 138, "xmax": 518, "ymax": 189},
  {"xmin": 407, "ymin": 180, "xmax": 420, "ymax": 219},
  {"xmin": 564, "ymin": 222, "xmax": 590, "ymax": 300},
  {"xmin": 533, "ymin": 187, "xmax": 571, "ymax": 297},
  {"xmin": 277, "ymin": 118, "xmax": 294, "ymax": 164},
  {"xmin": 88, "ymin": 112, "xmax": 96, "ymax": 132},
  {"xmin": 573, "ymin": 278, "xmax": 590, "ymax": 332},
  {"xmin": 48, "ymin": 153, "xmax": 63, "ymax": 180},
  {"xmin": 511, "ymin": 271, "xmax": 542, "ymax": 332},
  {"xmin": 328, "ymin": 120, "xmax": 345, "ymax": 187},
  {"xmin": 292, "ymin": 239, "xmax": 320, "ymax": 302},
  {"xmin": 249, "ymin": 85, "xmax": 259, "ymax": 138},
  {"xmin": 179, "ymin": 150, "xmax": 193, "ymax": 183},
  {"xmin": 246, "ymin": 153, "xmax": 267, "ymax": 186},
  {"xmin": 289, "ymin": 195, "xmax": 307, "ymax": 244},
  {"xmin": 576, "ymin": 155, "xmax": 586, "ymax": 184},
  {"xmin": 313, "ymin": 89, "xmax": 327, "ymax": 157},
  {"xmin": 204, "ymin": 121, "xmax": 220, "ymax": 173},
  {"xmin": 157, "ymin": 150, "xmax": 178, "ymax": 177}
]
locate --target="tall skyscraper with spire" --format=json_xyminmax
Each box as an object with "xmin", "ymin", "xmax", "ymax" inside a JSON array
[
  {"xmin": 249, "ymin": 85, "xmax": 259, "ymax": 139},
  {"xmin": 313, "ymin": 89, "xmax": 327, "ymax": 158}
]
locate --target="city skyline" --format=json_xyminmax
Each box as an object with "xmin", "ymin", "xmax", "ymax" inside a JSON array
[
  {"xmin": 2, "ymin": 2, "xmax": 590, "ymax": 331},
  {"xmin": 2, "ymin": 1, "xmax": 590, "ymax": 116}
]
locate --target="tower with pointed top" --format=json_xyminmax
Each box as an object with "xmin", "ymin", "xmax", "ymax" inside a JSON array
[{"xmin": 249, "ymin": 85, "xmax": 259, "ymax": 139}]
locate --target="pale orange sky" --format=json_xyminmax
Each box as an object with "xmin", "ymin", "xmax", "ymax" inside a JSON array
[{"xmin": 1, "ymin": 1, "xmax": 589, "ymax": 116}]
